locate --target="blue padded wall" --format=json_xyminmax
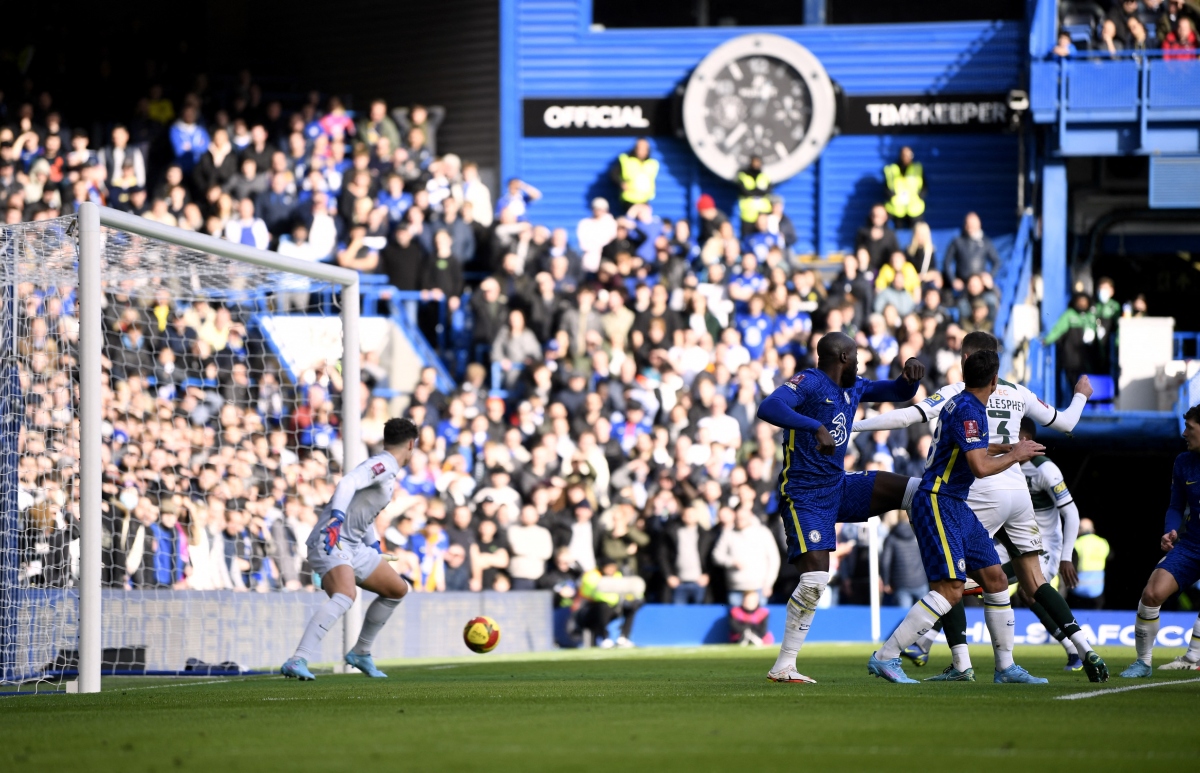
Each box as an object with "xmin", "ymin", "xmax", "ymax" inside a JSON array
[{"xmin": 502, "ymin": 0, "xmax": 1025, "ymax": 253}]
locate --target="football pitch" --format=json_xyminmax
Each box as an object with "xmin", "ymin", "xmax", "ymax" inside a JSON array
[{"xmin": 3, "ymin": 644, "xmax": 1199, "ymax": 772}]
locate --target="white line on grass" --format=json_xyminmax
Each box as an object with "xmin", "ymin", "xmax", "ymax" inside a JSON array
[
  {"xmin": 111, "ymin": 677, "xmax": 263, "ymax": 692},
  {"xmin": 1056, "ymin": 676, "xmax": 1200, "ymax": 700}
]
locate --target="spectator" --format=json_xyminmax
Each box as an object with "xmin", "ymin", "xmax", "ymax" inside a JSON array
[
  {"xmin": 696, "ymin": 193, "xmax": 730, "ymax": 244},
  {"xmin": 395, "ymin": 104, "xmax": 445, "ymax": 156},
  {"xmin": 358, "ymin": 98, "xmax": 402, "ymax": 150},
  {"xmin": 854, "ymin": 204, "xmax": 900, "ymax": 273},
  {"xmin": 942, "ymin": 212, "xmax": 999, "ymax": 292},
  {"xmin": 461, "ymin": 162, "xmax": 493, "ymax": 228},
  {"xmin": 1164, "ymin": 15, "xmax": 1199, "ymax": 58},
  {"xmin": 1051, "ymin": 29, "xmax": 1077, "ymax": 60},
  {"xmin": 257, "ymin": 171, "xmax": 298, "ymax": 237},
  {"xmin": 906, "ymin": 220, "xmax": 937, "ymax": 277},
  {"xmin": 1158, "ymin": 0, "xmax": 1200, "ymax": 42},
  {"xmin": 660, "ymin": 504, "xmax": 714, "ymax": 604},
  {"xmin": 492, "ymin": 308, "xmax": 542, "ymax": 387},
  {"xmin": 883, "ymin": 146, "xmax": 925, "ymax": 227},
  {"xmin": 712, "ymin": 509, "xmax": 780, "ymax": 605},
  {"xmin": 508, "ymin": 505, "xmax": 554, "ymax": 589},
  {"xmin": 880, "ymin": 513, "xmax": 928, "ymax": 608},
  {"xmin": 436, "ymin": 197, "xmax": 476, "ymax": 262},
  {"xmin": 1044, "ymin": 292, "xmax": 1100, "ymax": 387},
  {"xmin": 98, "ymin": 125, "xmax": 146, "ymax": 189},
  {"xmin": 494, "ymin": 177, "xmax": 542, "ymax": 222},
  {"xmin": 1096, "ymin": 18, "xmax": 1128, "ymax": 58},
  {"xmin": 728, "ymin": 591, "xmax": 773, "ymax": 646},
  {"xmin": 578, "ymin": 556, "xmax": 644, "ymax": 648},
  {"xmin": 612, "ymin": 137, "xmax": 659, "ymax": 211},
  {"xmin": 1069, "ymin": 518, "xmax": 1111, "ymax": 609},
  {"xmin": 169, "ymin": 104, "xmax": 210, "ymax": 175},
  {"xmin": 577, "ymin": 197, "xmax": 617, "ymax": 274},
  {"xmin": 336, "ymin": 224, "xmax": 380, "ymax": 273},
  {"xmin": 1108, "ymin": 0, "xmax": 1142, "ymax": 46},
  {"xmin": 223, "ymin": 197, "xmax": 270, "ymax": 250}
]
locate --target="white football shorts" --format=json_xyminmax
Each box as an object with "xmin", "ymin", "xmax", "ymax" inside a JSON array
[
  {"xmin": 305, "ymin": 535, "xmax": 383, "ymax": 583},
  {"xmin": 967, "ymin": 487, "xmax": 1043, "ymax": 558}
]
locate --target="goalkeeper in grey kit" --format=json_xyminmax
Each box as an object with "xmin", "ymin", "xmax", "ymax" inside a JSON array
[{"xmin": 281, "ymin": 418, "xmax": 418, "ymax": 680}]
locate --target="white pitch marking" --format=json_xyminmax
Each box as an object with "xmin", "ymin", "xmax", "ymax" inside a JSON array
[
  {"xmin": 112, "ymin": 678, "xmax": 250, "ymax": 692},
  {"xmin": 1055, "ymin": 676, "xmax": 1200, "ymax": 700},
  {"xmin": 723, "ymin": 123, "xmax": 747, "ymax": 150}
]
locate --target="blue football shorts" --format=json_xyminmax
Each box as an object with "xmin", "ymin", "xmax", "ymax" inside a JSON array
[
  {"xmin": 1157, "ymin": 539, "xmax": 1200, "ymax": 591},
  {"xmin": 780, "ymin": 471, "xmax": 876, "ymax": 561},
  {"xmin": 911, "ymin": 491, "xmax": 1000, "ymax": 583}
]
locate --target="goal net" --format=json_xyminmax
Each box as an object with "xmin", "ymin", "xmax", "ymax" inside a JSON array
[{"xmin": 0, "ymin": 204, "xmax": 363, "ymax": 692}]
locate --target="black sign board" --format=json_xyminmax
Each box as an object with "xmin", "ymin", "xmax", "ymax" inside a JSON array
[
  {"xmin": 839, "ymin": 94, "xmax": 1011, "ymax": 134},
  {"xmin": 523, "ymin": 98, "xmax": 674, "ymax": 137}
]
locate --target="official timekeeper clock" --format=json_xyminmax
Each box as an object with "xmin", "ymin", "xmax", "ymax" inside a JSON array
[{"xmin": 682, "ymin": 33, "xmax": 837, "ymax": 182}]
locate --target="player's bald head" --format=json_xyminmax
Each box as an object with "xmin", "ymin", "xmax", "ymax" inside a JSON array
[{"xmin": 817, "ymin": 331, "xmax": 856, "ymax": 364}]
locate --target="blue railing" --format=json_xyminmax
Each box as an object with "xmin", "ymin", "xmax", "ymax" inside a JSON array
[
  {"xmin": 1030, "ymin": 51, "xmax": 1200, "ymax": 153},
  {"xmin": 996, "ymin": 211, "xmax": 1035, "ymax": 381},
  {"xmin": 1175, "ymin": 331, "xmax": 1200, "ymax": 360}
]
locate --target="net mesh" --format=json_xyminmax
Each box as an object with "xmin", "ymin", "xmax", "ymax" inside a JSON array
[{"xmin": 1, "ymin": 214, "xmax": 357, "ymax": 687}]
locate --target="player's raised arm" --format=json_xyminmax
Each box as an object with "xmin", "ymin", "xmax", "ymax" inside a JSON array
[
  {"xmin": 1023, "ymin": 376, "xmax": 1091, "ymax": 433},
  {"xmin": 860, "ymin": 357, "xmax": 925, "ymax": 404},
  {"xmin": 965, "ymin": 438, "xmax": 1044, "ymax": 478}
]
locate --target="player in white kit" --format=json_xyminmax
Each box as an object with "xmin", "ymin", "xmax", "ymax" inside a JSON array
[
  {"xmin": 853, "ymin": 332, "xmax": 1109, "ymax": 682},
  {"xmin": 281, "ymin": 418, "xmax": 418, "ymax": 680},
  {"xmin": 1012, "ymin": 418, "xmax": 1089, "ymax": 669}
]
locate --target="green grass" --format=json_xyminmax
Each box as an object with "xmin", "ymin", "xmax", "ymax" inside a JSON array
[{"xmin": 2, "ymin": 644, "xmax": 1199, "ymax": 772}]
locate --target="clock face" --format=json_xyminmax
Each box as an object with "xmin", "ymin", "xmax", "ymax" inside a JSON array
[
  {"xmin": 683, "ymin": 34, "xmax": 837, "ymax": 182},
  {"xmin": 702, "ymin": 55, "xmax": 812, "ymax": 170}
]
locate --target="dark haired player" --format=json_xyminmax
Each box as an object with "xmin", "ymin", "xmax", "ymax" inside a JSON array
[
  {"xmin": 757, "ymin": 331, "xmax": 926, "ymax": 683},
  {"xmin": 855, "ymin": 331, "xmax": 1108, "ymax": 682},
  {"xmin": 868, "ymin": 350, "xmax": 1047, "ymax": 684},
  {"xmin": 1120, "ymin": 404, "xmax": 1200, "ymax": 677},
  {"xmin": 282, "ymin": 418, "xmax": 419, "ymax": 680}
]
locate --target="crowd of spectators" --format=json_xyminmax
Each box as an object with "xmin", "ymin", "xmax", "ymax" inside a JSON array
[
  {"xmin": 1052, "ymin": 0, "xmax": 1199, "ymax": 60},
  {"xmin": 6, "ymin": 71, "xmax": 1016, "ymax": 645}
]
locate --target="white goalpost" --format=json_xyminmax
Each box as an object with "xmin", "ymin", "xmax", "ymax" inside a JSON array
[{"xmin": 1, "ymin": 202, "xmax": 365, "ymax": 693}]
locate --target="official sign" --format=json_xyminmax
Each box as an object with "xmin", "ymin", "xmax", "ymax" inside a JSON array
[
  {"xmin": 840, "ymin": 93, "xmax": 1011, "ymax": 134},
  {"xmin": 522, "ymin": 98, "xmax": 673, "ymax": 137}
]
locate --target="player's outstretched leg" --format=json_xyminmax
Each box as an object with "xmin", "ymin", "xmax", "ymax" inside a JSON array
[
  {"xmin": 1028, "ymin": 584, "xmax": 1106, "ymax": 681},
  {"xmin": 925, "ymin": 602, "xmax": 975, "ymax": 681},
  {"xmin": 1160, "ymin": 615, "xmax": 1200, "ymax": 670},
  {"xmin": 1121, "ymin": 568, "xmax": 1179, "ymax": 677},
  {"xmin": 768, "ymin": 570, "xmax": 829, "ymax": 684},
  {"xmin": 283, "ymin": 585, "xmax": 355, "ymax": 680},
  {"xmin": 1028, "ymin": 598, "xmax": 1081, "ymax": 670},
  {"xmin": 345, "ymin": 564, "xmax": 410, "ymax": 678},
  {"xmin": 984, "ymin": 591, "xmax": 1046, "ymax": 684},
  {"xmin": 870, "ymin": 590, "xmax": 952, "ymax": 684}
]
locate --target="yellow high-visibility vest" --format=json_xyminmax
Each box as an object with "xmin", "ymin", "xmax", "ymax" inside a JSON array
[
  {"xmin": 736, "ymin": 170, "xmax": 772, "ymax": 223},
  {"xmin": 884, "ymin": 162, "xmax": 925, "ymax": 218},
  {"xmin": 618, "ymin": 154, "xmax": 659, "ymax": 204},
  {"xmin": 1074, "ymin": 533, "xmax": 1110, "ymax": 572}
]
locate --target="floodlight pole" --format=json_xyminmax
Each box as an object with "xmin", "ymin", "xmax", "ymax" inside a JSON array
[
  {"xmin": 340, "ymin": 281, "xmax": 363, "ymax": 664},
  {"xmin": 77, "ymin": 203, "xmax": 102, "ymax": 694}
]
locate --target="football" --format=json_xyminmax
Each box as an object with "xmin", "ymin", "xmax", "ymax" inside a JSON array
[{"xmin": 463, "ymin": 615, "xmax": 501, "ymax": 654}]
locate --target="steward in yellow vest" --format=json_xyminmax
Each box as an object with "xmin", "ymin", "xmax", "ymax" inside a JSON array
[
  {"xmin": 736, "ymin": 155, "xmax": 772, "ymax": 233},
  {"xmin": 883, "ymin": 146, "xmax": 925, "ymax": 226},
  {"xmin": 612, "ymin": 138, "xmax": 659, "ymax": 208}
]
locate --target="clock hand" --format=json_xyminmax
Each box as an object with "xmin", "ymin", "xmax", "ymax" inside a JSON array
[{"xmin": 723, "ymin": 123, "xmax": 748, "ymax": 150}]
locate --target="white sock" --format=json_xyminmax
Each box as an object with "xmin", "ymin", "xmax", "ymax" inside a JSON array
[
  {"xmin": 916, "ymin": 628, "xmax": 938, "ymax": 653},
  {"xmin": 1060, "ymin": 636, "xmax": 1078, "ymax": 657},
  {"xmin": 951, "ymin": 644, "xmax": 972, "ymax": 672},
  {"xmin": 771, "ymin": 571, "xmax": 828, "ymax": 673},
  {"xmin": 1187, "ymin": 616, "xmax": 1200, "ymax": 662},
  {"xmin": 1136, "ymin": 602, "xmax": 1161, "ymax": 666},
  {"xmin": 1067, "ymin": 630, "xmax": 1093, "ymax": 658},
  {"xmin": 983, "ymin": 591, "xmax": 1015, "ymax": 671},
  {"xmin": 901, "ymin": 477, "xmax": 920, "ymax": 511},
  {"xmin": 294, "ymin": 592, "xmax": 354, "ymax": 662},
  {"xmin": 877, "ymin": 591, "xmax": 952, "ymax": 661},
  {"xmin": 352, "ymin": 596, "xmax": 403, "ymax": 656}
]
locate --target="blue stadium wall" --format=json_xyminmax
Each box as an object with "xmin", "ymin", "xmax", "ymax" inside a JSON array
[{"xmin": 501, "ymin": 0, "xmax": 1026, "ymax": 255}]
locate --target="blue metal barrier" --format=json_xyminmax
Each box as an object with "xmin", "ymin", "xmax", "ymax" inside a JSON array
[
  {"xmin": 1175, "ymin": 331, "xmax": 1200, "ymax": 360},
  {"xmin": 1031, "ymin": 51, "xmax": 1200, "ymax": 154},
  {"xmin": 996, "ymin": 211, "xmax": 1034, "ymax": 380}
]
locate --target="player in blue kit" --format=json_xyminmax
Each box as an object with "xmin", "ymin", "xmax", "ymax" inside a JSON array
[
  {"xmin": 1120, "ymin": 404, "xmax": 1200, "ymax": 677},
  {"xmin": 757, "ymin": 331, "xmax": 926, "ymax": 683},
  {"xmin": 868, "ymin": 350, "xmax": 1048, "ymax": 684}
]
